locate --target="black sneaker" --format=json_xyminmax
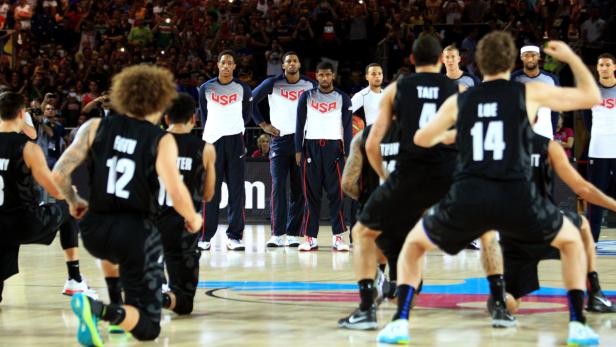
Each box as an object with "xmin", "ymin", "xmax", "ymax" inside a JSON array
[
  {"xmin": 491, "ymin": 305, "xmax": 517, "ymax": 328},
  {"xmin": 587, "ymin": 291, "xmax": 616, "ymax": 313},
  {"xmin": 337, "ymin": 306, "xmax": 377, "ymax": 330}
]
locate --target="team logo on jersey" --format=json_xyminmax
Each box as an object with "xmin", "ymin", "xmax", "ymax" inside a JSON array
[
  {"xmin": 280, "ymin": 88, "xmax": 305, "ymax": 101},
  {"xmin": 600, "ymin": 98, "xmax": 615, "ymax": 109},
  {"xmin": 211, "ymin": 92, "xmax": 239, "ymax": 106},
  {"xmin": 310, "ymin": 99, "xmax": 337, "ymax": 113}
]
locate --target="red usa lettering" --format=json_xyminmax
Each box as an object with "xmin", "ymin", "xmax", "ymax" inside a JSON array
[
  {"xmin": 310, "ymin": 99, "xmax": 337, "ymax": 113},
  {"xmin": 600, "ymin": 98, "xmax": 615, "ymax": 109},
  {"xmin": 211, "ymin": 92, "xmax": 238, "ymax": 106},
  {"xmin": 280, "ymin": 89, "xmax": 305, "ymax": 101}
]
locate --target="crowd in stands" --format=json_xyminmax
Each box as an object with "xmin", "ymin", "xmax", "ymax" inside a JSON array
[{"xmin": 0, "ymin": 0, "xmax": 614, "ymax": 156}]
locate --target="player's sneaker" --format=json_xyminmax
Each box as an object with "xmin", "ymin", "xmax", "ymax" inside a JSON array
[
  {"xmin": 298, "ymin": 237, "xmax": 318, "ymax": 251},
  {"xmin": 587, "ymin": 291, "xmax": 616, "ymax": 313},
  {"xmin": 377, "ymin": 319, "xmax": 410, "ymax": 344},
  {"xmin": 266, "ymin": 236, "xmax": 284, "ymax": 247},
  {"xmin": 285, "ymin": 236, "xmax": 301, "ymax": 247},
  {"xmin": 491, "ymin": 305, "xmax": 517, "ymax": 328},
  {"xmin": 332, "ymin": 235, "xmax": 350, "ymax": 251},
  {"xmin": 226, "ymin": 239, "xmax": 245, "ymax": 251},
  {"xmin": 63, "ymin": 279, "xmax": 89, "ymax": 296},
  {"xmin": 467, "ymin": 239, "xmax": 481, "ymax": 250},
  {"xmin": 567, "ymin": 321, "xmax": 600, "ymax": 346},
  {"xmin": 70, "ymin": 293, "xmax": 104, "ymax": 347},
  {"xmin": 375, "ymin": 268, "xmax": 386, "ymax": 306},
  {"xmin": 197, "ymin": 241, "xmax": 211, "ymax": 251},
  {"xmin": 338, "ymin": 306, "xmax": 377, "ymax": 330}
]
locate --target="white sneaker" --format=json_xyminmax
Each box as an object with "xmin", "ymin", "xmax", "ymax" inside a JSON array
[
  {"xmin": 285, "ymin": 236, "xmax": 301, "ymax": 247},
  {"xmin": 197, "ymin": 241, "xmax": 211, "ymax": 251},
  {"xmin": 62, "ymin": 279, "xmax": 89, "ymax": 296},
  {"xmin": 226, "ymin": 238, "xmax": 245, "ymax": 251},
  {"xmin": 266, "ymin": 236, "xmax": 284, "ymax": 247},
  {"xmin": 332, "ymin": 235, "xmax": 350, "ymax": 251},
  {"xmin": 298, "ymin": 237, "xmax": 318, "ymax": 251},
  {"xmin": 377, "ymin": 319, "xmax": 410, "ymax": 344},
  {"xmin": 567, "ymin": 321, "xmax": 600, "ymax": 346}
]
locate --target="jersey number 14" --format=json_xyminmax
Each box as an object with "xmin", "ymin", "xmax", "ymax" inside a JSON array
[{"xmin": 470, "ymin": 121, "xmax": 506, "ymax": 161}]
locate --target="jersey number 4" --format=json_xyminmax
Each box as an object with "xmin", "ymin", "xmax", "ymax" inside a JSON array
[
  {"xmin": 470, "ymin": 121, "xmax": 506, "ymax": 161},
  {"xmin": 418, "ymin": 103, "xmax": 437, "ymax": 129},
  {"xmin": 0, "ymin": 176, "xmax": 4, "ymax": 206},
  {"xmin": 106, "ymin": 157, "xmax": 135, "ymax": 199}
]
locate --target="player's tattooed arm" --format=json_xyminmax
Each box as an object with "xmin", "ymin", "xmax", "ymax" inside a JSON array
[
  {"xmin": 341, "ymin": 130, "xmax": 364, "ymax": 200},
  {"xmin": 52, "ymin": 118, "xmax": 100, "ymax": 217},
  {"xmin": 480, "ymin": 231, "xmax": 503, "ymax": 275}
]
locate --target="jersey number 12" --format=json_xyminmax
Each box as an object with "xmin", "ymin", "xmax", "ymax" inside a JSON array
[
  {"xmin": 106, "ymin": 157, "xmax": 135, "ymax": 199},
  {"xmin": 470, "ymin": 121, "xmax": 506, "ymax": 161}
]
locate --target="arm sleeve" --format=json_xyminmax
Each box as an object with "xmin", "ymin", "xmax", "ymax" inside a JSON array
[
  {"xmin": 198, "ymin": 84, "xmax": 208, "ymax": 126},
  {"xmin": 342, "ymin": 94, "xmax": 353, "ymax": 154},
  {"xmin": 242, "ymin": 82, "xmax": 253, "ymax": 125},
  {"xmin": 350, "ymin": 91, "xmax": 363, "ymax": 113},
  {"xmin": 251, "ymin": 77, "xmax": 275, "ymax": 124},
  {"xmin": 295, "ymin": 92, "xmax": 308, "ymax": 152}
]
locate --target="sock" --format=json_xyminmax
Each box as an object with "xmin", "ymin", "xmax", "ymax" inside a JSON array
[
  {"xmin": 358, "ymin": 279, "xmax": 374, "ymax": 311},
  {"xmin": 66, "ymin": 260, "xmax": 82, "ymax": 282},
  {"xmin": 393, "ymin": 284, "xmax": 415, "ymax": 320},
  {"xmin": 567, "ymin": 289, "xmax": 586, "ymax": 324},
  {"xmin": 487, "ymin": 275, "xmax": 506, "ymax": 308},
  {"xmin": 88, "ymin": 297, "xmax": 126, "ymax": 325},
  {"xmin": 379, "ymin": 264, "xmax": 386, "ymax": 273},
  {"xmin": 587, "ymin": 272, "xmax": 601, "ymax": 294},
  {"xmin": 105, "ymin": 277, "xmax": 123, "ymax": 305},
  {"xmin": 163, "ymin": 293, "xmax": 171, "ymax": 309}
]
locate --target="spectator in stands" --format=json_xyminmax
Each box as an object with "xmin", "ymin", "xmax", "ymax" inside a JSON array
[
  {"xmin": 37, "ymin": 103, "xmax": 65, "ymax": 169},
  {"xmin": 581, "ymin": 6, "xmax": 607, "ymax": 64},
  {"xmin": 554, "ymin": 114, "xmax": 575, "ymax": 159},
  {"xmin": 251, "ymin": 134, "xmax": 270, "ymax": 160},
  {"xmin": 14, "ymin": 0, "xmax": 33, "ymax": 31},
  {"xmin": 127, "ymin": 18, "xmax": 153, "ymax": 46},
  {"xmin": 81, "ymin": 80, "xmax": 99, "ymax": 107}
]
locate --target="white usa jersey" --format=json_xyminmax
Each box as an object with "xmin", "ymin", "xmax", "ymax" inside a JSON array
[
  {"xmin": 589, "ymin": 84, "xmax": 616, "ymax": 158},
  {"xmin": 511, "ymin": 69, "xmax": 560, "ymax": 139},
  {"xmin": 252, "ymin": 75, "xmax": 316, "ymax": 136},
  {"xmin": 198, "ymin": 78, "xmax": 252, "ymax": 143},
  {"xmin": 351, "ymin": 86, "xmax": 384, "ymax": 126}
]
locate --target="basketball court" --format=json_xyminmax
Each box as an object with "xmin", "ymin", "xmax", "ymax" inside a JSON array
[{"xmin": 1, "ymin": 225, "xmax": 615, "ymax": 346}]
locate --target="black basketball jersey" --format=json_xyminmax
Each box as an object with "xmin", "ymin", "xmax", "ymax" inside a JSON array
[
  {"xmin": 358, "ymin": 121, "xmax": 401, "ymax": 208},
  {"xmin": 158, "ymin": 133, "xmax": 205, "ymax": 215},
  {"xmin": 530, "ymin": 133, "xmax": 553, "ymax": 201},
  {"xmin": 0, "ymin": 133, "xmax": 38, "ymax": 212},
  {"xmin": 88, "ymin": 115, "xmax": 165, "ymax": 216},
  {"xmin": 394, "ymin": 72, "xmax": 458, "ymax": 173},
  {"xmin": 455, "ymin": 80, "xmax": 534, "ymax": 181}
]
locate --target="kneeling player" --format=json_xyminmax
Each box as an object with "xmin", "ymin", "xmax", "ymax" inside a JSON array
[
  {"xmin": 158, "ymin": 93, "xmax": 216, "ymax": 315},
  {"xmin": 484, "ymin": 132, "xmax": 616, "ymax": 314}
]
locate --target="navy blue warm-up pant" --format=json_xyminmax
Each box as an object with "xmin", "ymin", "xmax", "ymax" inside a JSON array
[
  {"xmin": 270, "ymin": 134, "xmax": 304, "ymax": 236},
  {"xmin": 587, "ymin": 158, "xmax": 616, "ymax": 242},
  {"xmin": 301, "ymin": 139, "xmax": 346, "ymax": 238},
  {"xmin": 202, "ymin": 133, "xmax": 246, "ymax": 242}
]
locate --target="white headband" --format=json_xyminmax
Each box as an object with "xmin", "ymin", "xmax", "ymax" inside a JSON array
[{"xmin": 520, "ymin": 45, "xmax": 540, "ymax": 54}]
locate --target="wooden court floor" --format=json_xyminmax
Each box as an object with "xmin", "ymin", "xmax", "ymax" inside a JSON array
[{"xmin": 1, "ymin": 225, "xmax": 616, "ymax": 347}]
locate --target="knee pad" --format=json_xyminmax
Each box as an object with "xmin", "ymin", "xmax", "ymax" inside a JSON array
[
  {"xmin": 130, "ymin": 313, "xmax": 161, "ymax": 341},
  {"xmin": 173, "ymin": 294, "xmax": 194, "ymax": 315}
]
